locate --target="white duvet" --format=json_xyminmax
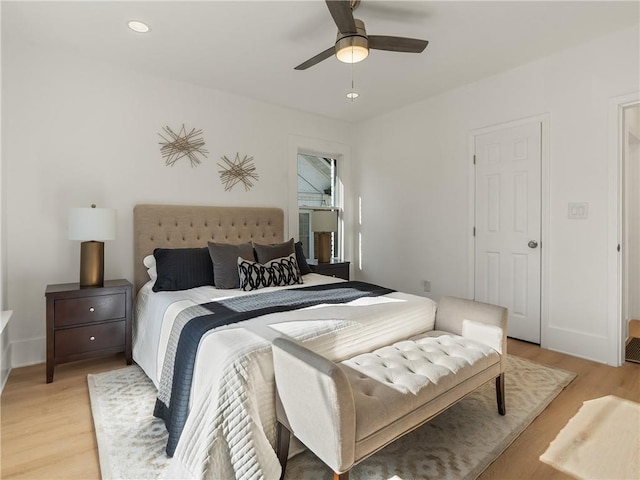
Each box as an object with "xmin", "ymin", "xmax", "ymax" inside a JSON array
[{"xmin": 133, "ymin": 273, "xmax": 437, "ymax": 480}]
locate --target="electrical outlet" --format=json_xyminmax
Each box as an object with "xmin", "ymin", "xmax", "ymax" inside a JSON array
[{"xmin": 423, "ymin": 280, "xmax": 431, "ymax": 292}]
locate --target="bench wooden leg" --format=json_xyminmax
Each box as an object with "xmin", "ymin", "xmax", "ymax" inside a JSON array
[
  {"xmin": 496, "ymin": 373, "xmax": 506, "ymax": 415},
  {"xmin": 334, "ymin": 472, "xmax": 349, "ymax": 480},
  {"xmin": 276, "ymin": 422, "xmax": 291, "ymax": 480}
]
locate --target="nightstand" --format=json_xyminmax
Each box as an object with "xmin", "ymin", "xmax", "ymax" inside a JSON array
[
  {"xmin": 309, "ymin": 260, "xmax": 350, "ymax": 280},
  {"xmin": 45, "ymin": 279, "xmax": 132, "ymax": 383}
]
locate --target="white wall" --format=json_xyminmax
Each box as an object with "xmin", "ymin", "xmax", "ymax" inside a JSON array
[
  {"xmin": 353, "ymin": 25, "xmax": 640, "ymax": 365},
  {"xmin": 3, "ymin": 42, "xmax": 354, "ymax": 366}
]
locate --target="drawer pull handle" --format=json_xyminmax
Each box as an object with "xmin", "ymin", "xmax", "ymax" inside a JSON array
[
  {"xmin": 90, "ymin": 336, "xmax": 96, "ymax": 341},
  {"xmin": 89, "ymin": 307, "xmax": 95, "ymax": 312}
]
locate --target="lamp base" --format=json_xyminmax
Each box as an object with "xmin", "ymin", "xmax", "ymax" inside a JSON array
[
  {"xmin": 314, "ymin": 232, "xmax": 332, "ymax": 263},
  {"xmin": 80, "ymin": 241, "xmax": 104, "ymax": 288}
]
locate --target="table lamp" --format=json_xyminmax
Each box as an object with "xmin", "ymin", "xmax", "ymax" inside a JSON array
[
  {"xmin": 68, "ymin": 204, "xmax": 117, "ymax": 288},
  {"xmin": 311, "ymin": 210, "xmax": 338, "ymax": 263}
]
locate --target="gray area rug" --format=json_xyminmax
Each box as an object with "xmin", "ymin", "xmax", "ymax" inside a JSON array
[{"xmin": 88, "ymin": 355, "xmax": 575, "ymax": 480}]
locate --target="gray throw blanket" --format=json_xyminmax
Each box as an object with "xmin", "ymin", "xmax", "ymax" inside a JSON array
[{"xmin": 153, "ymin": 281, "xmax": 395, "ymax": 456}]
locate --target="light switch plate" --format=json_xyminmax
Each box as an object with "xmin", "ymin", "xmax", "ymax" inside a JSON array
[{"xmin": 568, "ymin": 202, "xmax": 588, "ymax": 219}]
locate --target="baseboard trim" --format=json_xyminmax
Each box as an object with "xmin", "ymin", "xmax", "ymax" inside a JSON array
[
  {"xmin": 545, "ymin": 326, "xmax": 609, "ymax": 364},
  {"xmin": 11, "ymin": 336, "xmax": 45, "ymax": 368}
]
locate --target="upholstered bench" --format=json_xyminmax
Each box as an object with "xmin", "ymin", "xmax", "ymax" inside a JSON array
[{"xmin": 272, "ymin": 296, "xmax": 508, "ymax": 480}]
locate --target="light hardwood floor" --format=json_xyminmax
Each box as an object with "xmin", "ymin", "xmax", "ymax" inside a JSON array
[{"xmin": 1, "ymin": 339, "xmax": 639, "ymax": 480}]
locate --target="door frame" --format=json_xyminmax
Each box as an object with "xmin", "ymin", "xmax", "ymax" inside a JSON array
[
  {"xmin": 467, "ymin": 113, "xmax": 550, "ymax": 347},
  {"xmin": 608, "ymin": 92, "xmax": 640, "ymax": 366}
]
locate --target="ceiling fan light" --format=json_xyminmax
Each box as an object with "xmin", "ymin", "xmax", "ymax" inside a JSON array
[
  {"xmin": 346, "ymin": 92, "xmax": 359, "ymax": 100},
  {"xmin": 335, "ymin": 20, "xmax": 369, "ymax": 64},
  {"xmin": 336, "ymin": 44, "xmax": 369, "ymax": 64}
]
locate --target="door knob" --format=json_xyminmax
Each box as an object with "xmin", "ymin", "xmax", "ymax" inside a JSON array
[{"xmin": 528, "ymin": 240, "xmax": 538, "ymax": 249}]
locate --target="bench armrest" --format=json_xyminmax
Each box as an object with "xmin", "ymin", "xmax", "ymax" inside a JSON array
[
  {"xmin": 435, "ymin": 297, "xmax": 508, "ymax": 370},
  {"xmin": 272, "ymin": 337, "xmax": 356, "ymax": 473}
]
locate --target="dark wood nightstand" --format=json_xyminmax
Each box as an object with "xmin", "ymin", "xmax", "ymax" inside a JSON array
[
  {"xmin": 309, "ymin": 260, "xmax": 350, "ymax": 280},
  {"xmin": 45, "ymin": 279, "xmax": 132, "ymax": 383}
]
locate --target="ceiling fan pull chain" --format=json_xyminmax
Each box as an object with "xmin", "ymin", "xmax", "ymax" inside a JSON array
[
  {"xmin": 347, "ymin": 59, "xmax": 359, "ymax": 101},
  {"xmin": 351, "ymin": 62, "xmax": 354, "ymax": 102}
]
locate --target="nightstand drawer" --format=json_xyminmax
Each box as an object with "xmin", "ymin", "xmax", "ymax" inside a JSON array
[
  {"xmin": 55, "ymin": 294, "xmax": 125, "ymax": 327},
  {"xmin": 54, "ymin": 321, "xmax": 125, "ymax": 358}
]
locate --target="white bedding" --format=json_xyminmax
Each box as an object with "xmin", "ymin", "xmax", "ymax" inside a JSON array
[{"xmin": 133, "ymin": 273, "xmax": 437, "ymax": 480}]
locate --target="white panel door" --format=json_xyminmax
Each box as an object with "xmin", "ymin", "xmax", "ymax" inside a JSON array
[{"xmin": 475, "ymin": 122, "xmax": 542, "ymax": 343}]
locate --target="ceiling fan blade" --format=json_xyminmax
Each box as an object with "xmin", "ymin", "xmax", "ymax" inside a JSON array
[
  {"xmin": 294, "ymin": 46, "xmax": 335, "ymax": 70},
  {"xmin": 368, "ymin": 35, "xmax": 429, "ymax": 53},
  {"xmin": 325, "ymin": 0, "xmax": 357, "ymax": 34}
]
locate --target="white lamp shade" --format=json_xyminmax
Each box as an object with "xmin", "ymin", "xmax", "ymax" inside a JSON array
[
  {"xmin": 311, "ymin": 210, "xmax": 338, "ymax": 233},
  {"xmin": 68, "ymin": 207, "xmax": 117, "ymax": 241}
]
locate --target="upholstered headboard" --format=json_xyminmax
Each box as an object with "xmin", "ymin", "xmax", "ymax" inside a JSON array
[{"xmin": 133, "ymin": 204, "xmax": 285, "ymax": 292}]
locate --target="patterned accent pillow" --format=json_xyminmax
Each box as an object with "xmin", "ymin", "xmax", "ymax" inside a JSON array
[{"xmin": 238, "ymin": 254, "xmax": 303, "ymax": 291}]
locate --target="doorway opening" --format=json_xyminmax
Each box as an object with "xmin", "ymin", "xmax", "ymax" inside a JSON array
[{"xmin": 622, "ymin": 103, "xmax": 640, "ymax": 362}]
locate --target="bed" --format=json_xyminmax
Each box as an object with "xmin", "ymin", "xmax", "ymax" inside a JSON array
[{"xmin": 132, "ymin": 204, "xmax": 438, "ymax": 480}]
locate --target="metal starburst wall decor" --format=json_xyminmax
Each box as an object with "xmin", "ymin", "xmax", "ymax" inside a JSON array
[
  {"xmin": 158, "ymin": 124, "xmax": 208, "ymax": 167},
  {"xmin": 217, "ymin": 153, "xmax": 259, "ymax": 191}
]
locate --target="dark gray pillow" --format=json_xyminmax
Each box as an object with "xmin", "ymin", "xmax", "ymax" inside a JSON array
[
  {"xmin": 208, "ymin": 242, "xmax": 254, "ymax": 289},
  {"xmin": 253, "ymin": 238, "xmax": 295, "ymax": 264},
  {"xmin": 152, "ymin": 248, "xmax": 214, "ymax": 292},
  {"xmin": 294, "ymin": 241, "xmax": 312, "ymax": 275}
]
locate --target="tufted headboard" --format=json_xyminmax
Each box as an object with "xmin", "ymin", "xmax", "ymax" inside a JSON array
[{"xmin": 133, "ymin": 204, "xmax": 285, "ymax": 292}]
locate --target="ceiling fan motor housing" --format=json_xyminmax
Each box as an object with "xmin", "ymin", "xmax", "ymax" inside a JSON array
[{"xmin": 335, "ymin": 18, "xmax": 369, "ymax": 63}]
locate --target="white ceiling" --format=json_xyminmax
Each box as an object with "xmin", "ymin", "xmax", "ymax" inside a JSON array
[{"xmin": 3, "ymin": 1, "xmax": 639, "ymax": 123}]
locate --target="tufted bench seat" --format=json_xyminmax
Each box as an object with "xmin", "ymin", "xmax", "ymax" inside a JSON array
[
  {"xmin": 272, "ymin": 296, "xmax": 508, "ymax": 480},
  {"xmin": 343, "ymin": 332, "xmax": 500, "ymax": 447}
]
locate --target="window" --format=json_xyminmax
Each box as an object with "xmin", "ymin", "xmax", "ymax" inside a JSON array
[{"xmin": 297, "ymin": 154, "xmax": 340, "ymax": 261}]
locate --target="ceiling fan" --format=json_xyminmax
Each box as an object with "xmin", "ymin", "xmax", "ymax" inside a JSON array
[{"xmin": 295, "ymin": 0, "xmax": 429, "ymax": 70}]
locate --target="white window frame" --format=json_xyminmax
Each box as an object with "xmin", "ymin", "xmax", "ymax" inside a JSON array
[
  {"xmin": 288, "ymin": 135, "xmax": 352, "ymax": 269},
  {"xmin": 297, "ymin": 154, "xmax": 340, "ymax": 260}
]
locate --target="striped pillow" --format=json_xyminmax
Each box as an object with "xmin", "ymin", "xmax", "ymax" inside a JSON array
[{"xmin": 152, "ymin": 248, "xmax": 214, "ymax": 292}]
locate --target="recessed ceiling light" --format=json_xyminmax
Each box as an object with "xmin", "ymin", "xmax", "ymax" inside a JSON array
[
  {"xmin": 346, "ymin": 92, "xmax": 359, "ymax": 100},
  {"xmin": 128, "ymin": 20, "xmax": 150, "ymax": 33}
]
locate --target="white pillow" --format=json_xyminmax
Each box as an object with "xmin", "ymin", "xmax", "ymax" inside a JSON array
[{"xmin": 143, "ymin": 254, "xmax": 157, "ymax": 280}]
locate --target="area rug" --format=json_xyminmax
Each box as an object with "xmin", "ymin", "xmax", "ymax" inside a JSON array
[
  {"xmin": 88, "ymin": 355, "xmax": 575, "ymax": 480},
  {"xmin": 540, "ymin": 395, "xmax": 639, "ymax": 480}
]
